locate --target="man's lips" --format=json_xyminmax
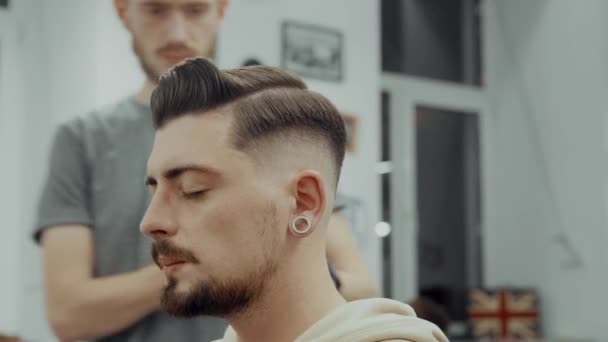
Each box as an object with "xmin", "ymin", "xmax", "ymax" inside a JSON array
[
  {"xmin": 160, "ymin": 53, "xmax": 193, "ymax": 63},
  {"xmin": 158, "ymin": 255, "xmax": 186, "ymax": 268}
]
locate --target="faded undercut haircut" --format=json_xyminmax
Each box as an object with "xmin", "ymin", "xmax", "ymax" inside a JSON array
[{"xmin": 150, "ymin": 57, "xmax": 346, "ymax": 182}]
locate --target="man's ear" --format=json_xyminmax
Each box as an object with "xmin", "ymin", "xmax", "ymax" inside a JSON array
[
  {"xmin": 288, "ymin": 170, "xmax": 327, "ymax": 237},
  {"xmin": 114, "ymin": 0, "xmax": 131, "ymax": 31}
]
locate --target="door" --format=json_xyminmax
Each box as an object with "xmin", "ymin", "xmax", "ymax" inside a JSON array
[{"xmin": 381, "ymin": 73, "xmax": 489, "ymax": 329}]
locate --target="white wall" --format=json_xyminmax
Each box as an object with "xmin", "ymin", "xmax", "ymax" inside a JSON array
[
  {"xmin": 17, "ymin": 1, "xmax": 63, "ymax": 340},
  {"xmin": 1, "ymin": 1, "xmax": 56, "ymax": 338},
  {"xmin": 484, "ymin": 0, "xmax": 608, "ymax": 339},
  {"xmin": 0, "ymin": 6, "xmax": 24, "ymax": 335},
  {"xmin": 9, "ymin": 1, "xmax": 381, "ymax": 340}
]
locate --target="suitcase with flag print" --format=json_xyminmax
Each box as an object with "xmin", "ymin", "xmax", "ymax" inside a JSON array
[{"xmin": 468, "ymin": 287, "xmax": 540, "ymax": 340}]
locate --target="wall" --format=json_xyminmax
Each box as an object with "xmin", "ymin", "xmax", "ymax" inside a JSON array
[
  {"xmin": 16, "ymin": 1, "xmax": 59, "ymax": 340},
  {"xmin": 0, "ymin": 5, "xmax": 24, "ymax": 335},
  {"xmin": 483, "ymin": 0, "xmax": 608, "ymax": 339},
  {"xmin": 9, "ymin": 1, "xmax": 381, "ymax": 340}
]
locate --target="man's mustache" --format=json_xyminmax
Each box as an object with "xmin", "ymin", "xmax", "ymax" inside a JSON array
[
  {"xmin": 151, "ymin": 239, "xmax": 199, "ymax": 268},
  {"xmin": 157, "ymin": 43, "xmax": 197, "ymax": 56}
]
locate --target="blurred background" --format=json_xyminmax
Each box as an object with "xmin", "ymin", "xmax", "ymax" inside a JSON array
[{"xmin": 0, "ymin": 0, "xmax": 606, "ymax": 341}]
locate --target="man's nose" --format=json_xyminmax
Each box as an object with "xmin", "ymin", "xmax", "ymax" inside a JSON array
[
  {"xmin": 140, "ymin": 194, "xmax": 178, "ymax": 240},
  {"xmin": 164, "ymin": 12, "xmax": 189, "ymax": 45}
]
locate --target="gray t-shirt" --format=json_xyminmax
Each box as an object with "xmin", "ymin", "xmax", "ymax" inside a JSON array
[{"xmin": 35, "ymin": 97, "xmax": 227, "ymax": 342}]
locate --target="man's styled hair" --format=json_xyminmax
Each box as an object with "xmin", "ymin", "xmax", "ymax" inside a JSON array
[{"xmin": 150, "ymin": 57, "xmax": 347, "ymax": 179}]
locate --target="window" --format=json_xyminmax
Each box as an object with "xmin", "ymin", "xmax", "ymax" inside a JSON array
[{"xmin": 382, "ymin": 0, "xmax": 482, "ymax": 86}]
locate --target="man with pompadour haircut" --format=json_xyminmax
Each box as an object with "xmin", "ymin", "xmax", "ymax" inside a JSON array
[{"xmin": 142, "ymin": 57, "xmax": 448, "ymax": 342}]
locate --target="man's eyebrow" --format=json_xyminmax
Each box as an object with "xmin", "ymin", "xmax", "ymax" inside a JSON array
[
  {"xmin": 140, "ymin": 1, "xmax": 170, "ymax": 8},
  {"xmin": 145, "ymin": 164, "xmax": 221, "ymax": 186},
  {"xmin": 182, "ymin": 2, "xmax": 210, "ymax": 9}
]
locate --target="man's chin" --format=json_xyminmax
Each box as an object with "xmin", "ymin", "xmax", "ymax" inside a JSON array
[
  {"xmin": 157, "ymin": 57, "xmax": 194, "ymax": 74},
  {"xmin": 160, "ymin": 276, "xmax": 259, "ymax": 318},
  {"xmin": 161, "ymin": 279, "xmax": 197, "ymax": 317},
  {"xmin": 140, "ymin": 55, "xmax": 203, "ymax": 82},
  {"xmin": 140, "ymin": 60, "xmax": 170, "ymax": 83},
  {"xmin": 163, "ymin": 56, "xmax": 193, "ymax": 66},
  {"xmin": 174, "ymin": 280, "xmax": 196, "ymax": 295},
  {"xmin": 163, "ymin": 275, "xmax": 193, "ymax": 293}
]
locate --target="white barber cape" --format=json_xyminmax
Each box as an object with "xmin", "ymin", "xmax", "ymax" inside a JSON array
[{"xmin": 214, "ymin": 297, "xmax": 448, "ymax": 342}]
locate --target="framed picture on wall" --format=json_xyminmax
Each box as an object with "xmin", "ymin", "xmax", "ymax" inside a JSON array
[
  {"xmin": 341, "ymin": 114, "xmax": 358, "ymax": 153},
  {"xmin": 281, "ymin": 21, "xmax": 343, "ymax": 82}
]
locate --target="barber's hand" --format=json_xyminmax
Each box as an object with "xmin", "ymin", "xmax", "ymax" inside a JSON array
[{"xmin": 141, "ymin": 264, "xmax": 167, "ymax": 296}]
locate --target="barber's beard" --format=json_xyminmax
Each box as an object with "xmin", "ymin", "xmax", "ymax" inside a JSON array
[
  {"xmin": 132, "ymin": 37, "xmax": 217, "ymax": 83},
  {"xmin": 161, "ymin": 259, "xmax": 278, "ymax": 318}
]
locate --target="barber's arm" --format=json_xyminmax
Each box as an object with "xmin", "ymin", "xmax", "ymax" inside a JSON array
[
  {"xmin": 35, "ymin": 123, "xmax": 163, "ymax": 341},
  {"xmin": 42, "ymin": 227, "xmax": 164, "ymax": 341},
  {"xmin": 326, "ymin": 213, "xmax": 379, "ymax": 301}
]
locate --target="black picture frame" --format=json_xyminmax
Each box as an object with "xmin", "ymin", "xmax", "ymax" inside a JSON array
[{"xmin": 281, "ymin": 21, "xmax": 343, "ymax": 82}]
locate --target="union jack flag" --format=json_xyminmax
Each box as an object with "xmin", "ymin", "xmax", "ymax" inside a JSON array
[{"xmin": 468, "ymin": 288, "xmax": 540, "ymax": 340}]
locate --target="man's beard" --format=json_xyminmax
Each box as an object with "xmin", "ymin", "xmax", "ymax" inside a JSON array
[
  {"xmin": 132, "ymin": 37, "xmax": 217, "ymax": 83},
  {"xmin": 151, "ymin": 204, "xmax": 280, "ymax": 318},
  {"xmin": 161, "ymin": 259, "xmax": 278, "ymax": 318}
]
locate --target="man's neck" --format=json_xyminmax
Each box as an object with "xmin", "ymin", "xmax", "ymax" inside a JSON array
[
  {"xmin": 228, "ymin": 261, "xmax": 346, "ymax": 342},
  {"xmin": 134, "ymin": 80, "xmax": 157, "ymax": 107}
]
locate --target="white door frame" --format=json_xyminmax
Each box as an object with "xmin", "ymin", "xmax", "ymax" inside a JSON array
[{"xmin": 381, "ymin": 72, "xmax": 491, "ymax": 302}]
